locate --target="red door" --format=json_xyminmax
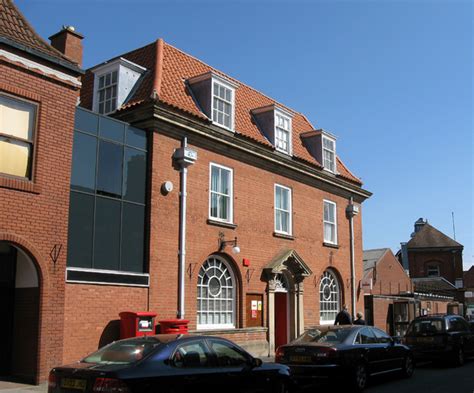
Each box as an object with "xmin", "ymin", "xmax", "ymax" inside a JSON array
[{"xmin": 275, "ymin": 292, "xmax": 288, "ymax": 349}]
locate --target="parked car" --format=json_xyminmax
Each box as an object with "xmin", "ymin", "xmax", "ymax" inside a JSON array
[
  {"xmin": 275, "ymin": 325, "xmax": 414, "ymax": 392},
  {"xmin": 48, "ymin": 334, "xmax": 292, "ymax": 393},
  {"xmin": 403, "ymin": 314, "xmax": 474, "ymax": 366}
]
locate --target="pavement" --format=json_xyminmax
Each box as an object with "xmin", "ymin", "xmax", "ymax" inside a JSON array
[{"xmin": 0, "ymin": 381, "xmax": 46, "ymax": 393}]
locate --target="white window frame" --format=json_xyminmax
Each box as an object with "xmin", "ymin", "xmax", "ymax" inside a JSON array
[
  {"xmin": 322, "ymin": 135, "xmax": 336, "ymax": 173},
  {"xmin": 274, "ymin": 184, "xmax": 292, "ymax": 235},
  {"xmin": 427, "ymin": 264, "xmax": 440, "ymax": 277},
  {"xmin": 197, "ymin": 255, "xmax": 236, "ymax": 330},
  {"xmin": 319, "ymin": 270, "xmax": 341, "ymax": 325},
  {"xmin": 274, "ymin": 110, "xmax": 292, "ymax": 155},
  {"xmin": 209, "ymin": 163, "xmax": 233, "ymax": 224},
  {"xmin": 211, "ymin": 77, "xmax": 235, "ymax": 131},
  {"xmin": 323, "ymin": 200, "xmax": 338, "ymax": 245},
  {"xmin": 94, "ymin": 68, "xmax": 119, "ymax": 115}
]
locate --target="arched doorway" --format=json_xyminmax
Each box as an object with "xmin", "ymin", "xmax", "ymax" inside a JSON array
[
  {"xmin": 263, "ymin": 249, "xmax": 312, "ymax": 354},
  {"xmin": 0, "ymin": 242, "xmax": 40, "ymax": 383}
]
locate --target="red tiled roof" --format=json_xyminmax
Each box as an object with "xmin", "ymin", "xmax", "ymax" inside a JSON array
[
  {"xmin": 0, "ymin": 0, "xmax": 77, "ymax": 65},
  {"xmin": 83, "ymin": 39, "xmax": 363, "ymax": 185}
]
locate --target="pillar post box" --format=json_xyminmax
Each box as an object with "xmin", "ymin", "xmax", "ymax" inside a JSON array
[{"xmin": 119, "ymin": 311, "xmax": 157, "ymax": 339}]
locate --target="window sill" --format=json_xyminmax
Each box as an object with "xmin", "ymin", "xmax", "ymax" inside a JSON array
[
  {"xmin": 0, "ymin": 176, "xmax": 41, "ymax": 194},
  {"xmin": 190, "ymin": 327, "xmax": 268, "ymax": 335},
  {"xmin": 273, "ymin": 232, "xmax": 295, "ymax": 241},
  {"xmin": 66, "ymin": 267, "xmax": 149, "ymax": 287},
  {"xmin": 323, "ymin": 242, "xmax": 339, "ymax": 249},
  {"xmin": 207, "ymin": 219, "xmax": 237, "ymax": 230}
]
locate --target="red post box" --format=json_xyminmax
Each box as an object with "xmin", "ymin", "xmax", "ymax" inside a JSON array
[
  {"xmin": 158, "ymin": 319, "xmax": 189, "ymax": 334},
  {"xmin": 119, "ymin": 311, "xmax": 157, "ymax": 339}
]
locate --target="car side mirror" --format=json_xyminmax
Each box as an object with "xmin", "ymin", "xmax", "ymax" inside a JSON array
[{"xmin": 251, "ymin": 358, "xmax": 263, "ymax": 368}]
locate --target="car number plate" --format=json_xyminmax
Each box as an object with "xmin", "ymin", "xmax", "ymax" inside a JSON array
[
  {"xmin": 418, "ymin": 337, "xmax": 434, "ymax": 343},
  {"xmin": 61, "ymin": 378, "xmax": 87, "ymax": 390},
  {"xmin": 290, "ymin": 355, "xmax": 311, "ymax": 363}
]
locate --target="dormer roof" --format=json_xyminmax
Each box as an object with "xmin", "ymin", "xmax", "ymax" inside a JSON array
[{"xmin": 80, "ymin": 38, "xmax": 362, "ymax": 185}]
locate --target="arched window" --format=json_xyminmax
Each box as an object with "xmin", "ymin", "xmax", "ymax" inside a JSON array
[
  {"xmin": 319, "ymin": 270, "xmax": 341, "ymax": 324},
  {"xmin": 197, "ymin": 255, "xmax": 236, "ymax": 329}
]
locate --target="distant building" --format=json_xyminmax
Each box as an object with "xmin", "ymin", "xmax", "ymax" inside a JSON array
[
  {"xmin": 398, "ymin": 218, "xmax": 464, "ymax": 304},
  {"xmin": 363, "ymin": 248, "xmax": 456, "ymax": 336},
  {"xmin": 464, "ymin": 266, "xmax": 474, "ymax": 320}
]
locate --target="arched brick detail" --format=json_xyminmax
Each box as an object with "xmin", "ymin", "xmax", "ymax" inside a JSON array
[{"xmin": 0, "ymin": 231, "xmax": 48, "ymax": 288}]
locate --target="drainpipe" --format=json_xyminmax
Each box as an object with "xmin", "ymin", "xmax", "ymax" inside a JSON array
[
  {"xmin": 172, "ymin": 138, "xmax": 197, "ymax": 319},
  {"xmin": 346, "ymin": 197, "xmax": 359, "ymax": 321}
]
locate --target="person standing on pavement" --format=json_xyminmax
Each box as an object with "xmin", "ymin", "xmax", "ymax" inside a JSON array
[
  {"xmin": 334, "ymin": 304, "xmax": 352, "ymax": 325},
  {"xmin": 353, "ymin": 312, "xmax": 366, "ymax": 325}
]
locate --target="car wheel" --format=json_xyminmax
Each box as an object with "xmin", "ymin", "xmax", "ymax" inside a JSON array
[
  {"xmin": 351, "ymin": 362, "xmax": 368, "ymax": 392},
  {"xmin": 401, "ymin": 355, "xmax": 414, "ymax": 378},
  {"xmin": 452, "ymin": 347, "xmax": 464, "ymax": 367}
]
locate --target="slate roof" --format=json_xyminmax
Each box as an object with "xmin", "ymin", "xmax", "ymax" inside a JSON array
[
  {"xmin": 412, "ymin": 277, "xmax": 457, "ymax": 296},
  {"xmin": 363, "ymin": 248, "xmax": 389, "ymax": 274},
  {"xmin": 407, "ymin": 223, "xmax": 463, "ymax": 249},
  {"xmin": 80, "ymin": 39, "xmax": 363, "ymax": 186},
  {"xmin": 0, "ymin": 0, "xmax": 79, "ymax": 69}
]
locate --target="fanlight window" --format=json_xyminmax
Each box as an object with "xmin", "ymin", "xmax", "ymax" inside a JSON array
[
  {"xmin": 319, "ymin": 270, "xmax": 340, "ymax": 324},
  {"xmin": 197, "ymin": 256, "xmax": 235, "ymax": 329}
]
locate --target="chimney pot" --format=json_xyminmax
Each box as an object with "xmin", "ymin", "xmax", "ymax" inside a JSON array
[{"xmin": 49, "ymin": 26, "xmax": 84, "ymax": 67}]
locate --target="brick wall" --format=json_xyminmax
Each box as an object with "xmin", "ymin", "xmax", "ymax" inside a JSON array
[
  {"xmin": 408, "ymin": 250, "xmax": 464, "ymax": 284},
  {"xmin": 147, "ymin": 131, "xmax": 365, "ymax": 330},
  {"xmin": 0, "ymin": 54, "xmax": 79, "ymax": 382},
  {"xmin": 369, "ymin": 250, "xmax": 412, "ymax": 296},
  {"xmin": 63, "ymin": 284, "xmax": 148, "ymax": 363}
]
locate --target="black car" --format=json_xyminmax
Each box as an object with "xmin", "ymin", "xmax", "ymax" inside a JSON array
[
  {"xmin": 48, "ymin": 334, "xmax": 292, "ymax": 393},
  {"xmin": 275, "ymin": 325, "xmax": 414, "ymax": 392},
  {"xmin": 403, "ymin": 314, "xmax": 474, "ymax": 366}
]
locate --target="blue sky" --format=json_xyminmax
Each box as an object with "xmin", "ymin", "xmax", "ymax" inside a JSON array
[{"xmin": 18, "ymin": 0, "xmax": 473, "ymax": 269}]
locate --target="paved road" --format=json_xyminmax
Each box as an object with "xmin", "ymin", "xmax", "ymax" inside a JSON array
[
  {"xmin": 365, "ymin": 359, "xmax": 474, "ymax": 393},
  {"xmin": 297, "ymin": 359, "xmax": 474, "ymax": 393}
]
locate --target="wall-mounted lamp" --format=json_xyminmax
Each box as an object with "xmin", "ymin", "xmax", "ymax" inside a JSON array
[{"xmin": 218, "ymin": 232, "xmax": 240, "ymax": 254}]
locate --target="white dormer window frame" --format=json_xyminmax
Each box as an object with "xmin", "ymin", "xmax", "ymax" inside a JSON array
[
  {"xmin": 211, "ymin": 77, "xmax": 235, "ymax": 131},
  {"xmin": 92, "ymin": 57, "xmax": 146, "ymax": 115},
  {"xmin": 322, "ymin": 134, "xmax": 336, "ymax": 173},
  {"xmin": 274, "ymin": 110, "xmax": 292, "ymax": 155}
]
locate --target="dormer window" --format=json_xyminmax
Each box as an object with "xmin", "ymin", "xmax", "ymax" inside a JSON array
[
  {"xmin": 97, "ymin": 70, "xmax": 118, "ymax": 114},
  {"xmin": 322, "ymin": 135, "xmax": 336, "ymax": 172},
  {"xmin": 300, "ymin": 129, "xmax": 337, "ymax": 173},
  {"xmin": 188, "ymin": 72, "xmax": 236, "ymax": 131},
  {"xmin": 275, "ymin": 111, "xmax": 292, "ymax": 154},
  {"xmin": 212, "ymin": 80, "xmax": 234, "ymax": 130},
  {"xmin": 251, "ymin": 105, "xmax": 293, "ymax": 156},
  {"xmin": 92, "ymin": 58, "xmax": 146, "ymax": 115}
]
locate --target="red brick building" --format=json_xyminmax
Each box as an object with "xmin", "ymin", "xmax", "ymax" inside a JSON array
[
  {"xmin": 0, "ymin": 1, "xmax": 372, "ymax": 383},
  {"xmin": 0, "ymin": 0, "xmax": 82, "ymax": 383},
  {"xmin": 66, "ymin": 39, "xmax": 371, "ymax": 363},
  {"xmin": 362, "ymin": 248, "xmax": 451, "ymax": 336},
  {"xmin": 399, "ymin": 218, "xmax": 464, "ymax": 302}
]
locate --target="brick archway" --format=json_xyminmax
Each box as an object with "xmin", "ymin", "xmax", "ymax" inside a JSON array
[{"xmin": 0, "ymin": 233, "xmax": 44, "ymax": 384}]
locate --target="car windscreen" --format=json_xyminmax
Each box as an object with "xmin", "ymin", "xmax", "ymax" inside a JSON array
[
  {"xmin": 407, "ymin": 319, "xmax": 445, "ymax": 335},
  {"xmin": 295, "ymin": 328, "xmax": 351, "ymax": 344},
  {"xmin": 82, "ymin": 339, "xmax": 161, "ymax": 365}
]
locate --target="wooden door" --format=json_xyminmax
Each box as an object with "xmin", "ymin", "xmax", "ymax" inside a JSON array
[{"xmin": 275, "ymin": 292, "xmax": 288, "ymax": 349}]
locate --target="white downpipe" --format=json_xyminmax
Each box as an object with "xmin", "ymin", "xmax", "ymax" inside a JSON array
[
  {"xmin": 178, "ymin": 138, "xmax": 187, "ymax": 320},
  {"xmin": 348, "ymin": 197, "xmax": 356, "ymax": 320}
]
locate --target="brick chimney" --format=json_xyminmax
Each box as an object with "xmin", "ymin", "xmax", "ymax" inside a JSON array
[{"xmin": 49, "ymin": 26, "xmax": 84, "ymax": 67}]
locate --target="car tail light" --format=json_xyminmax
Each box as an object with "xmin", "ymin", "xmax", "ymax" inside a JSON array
[
  {"xmin": 93, "ymin": 378, "xmax": 130, "ymax": 393},
  {"xmin": 47, "ymin": 372, "xmax": 57, "ymax": 392},
  {"xmin": 275, "ymin": 347, "xmax": 285, "ymax": 362}
]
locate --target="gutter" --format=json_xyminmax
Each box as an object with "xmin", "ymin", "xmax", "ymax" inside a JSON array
[{"xmin": 0, "ymin": 37, "xmax": 83, "ymax": 75}]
